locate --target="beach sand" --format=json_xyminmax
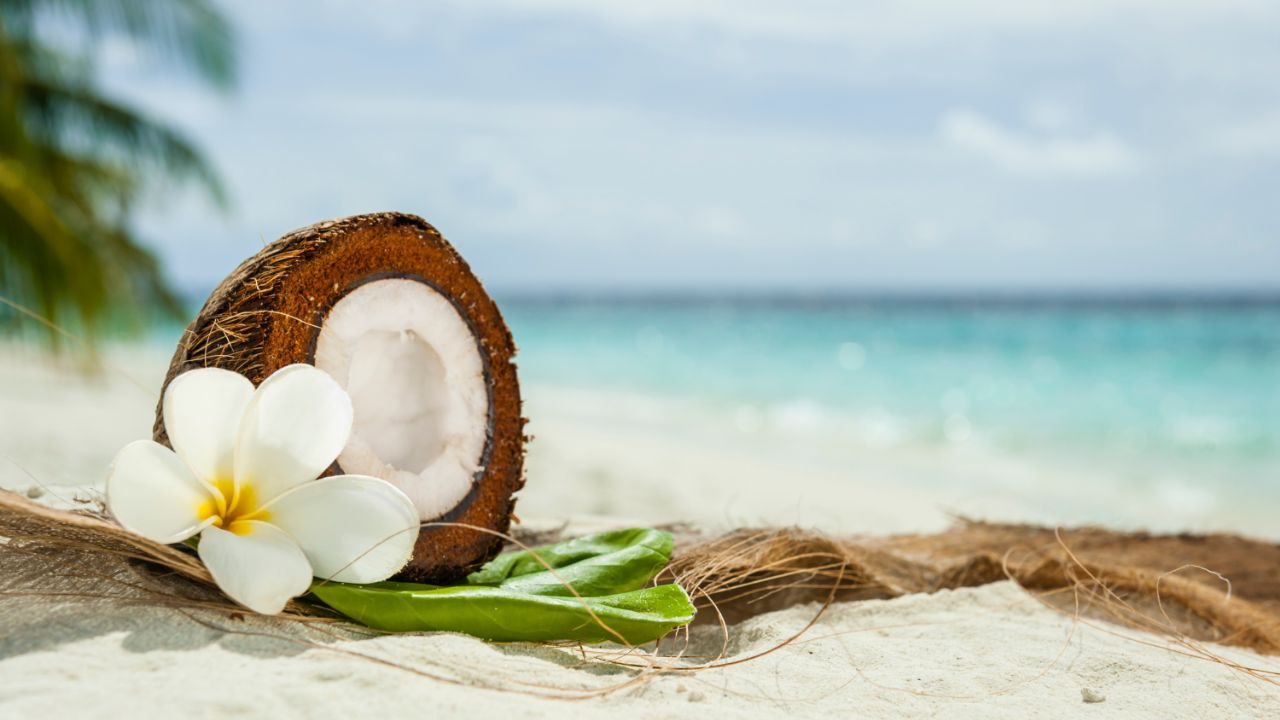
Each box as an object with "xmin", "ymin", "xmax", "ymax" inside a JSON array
[
  {"xmin": 1, "ymin": 344, "xmax": 1277, "ymax": 717},
  {"xmin": 3, "ymin": 579, "xmax": 1276, "ymax": 719}
]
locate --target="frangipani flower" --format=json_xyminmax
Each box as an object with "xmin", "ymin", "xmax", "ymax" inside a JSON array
[{"xmin": 106, "ymin": 364, "xmax": 420, "ymax": 614}]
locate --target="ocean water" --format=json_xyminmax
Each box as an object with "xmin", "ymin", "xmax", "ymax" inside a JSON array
[
  {"xmin": 134, "ymin": 293, "xmax": 1277, "ymax": 531},
  {"xmin": 502, "ymin": 296, "xmax": 1280, "ymax": 529}
]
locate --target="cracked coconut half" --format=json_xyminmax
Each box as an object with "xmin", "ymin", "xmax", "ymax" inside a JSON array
[{"xmin": 154, "ymin": 212, "xmax": 524, "ymax": 582}]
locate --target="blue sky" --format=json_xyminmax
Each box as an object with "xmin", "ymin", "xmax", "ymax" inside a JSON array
[{"xmin": 104, "ymin": 1, "xmax": 1280, "ymax": 293}]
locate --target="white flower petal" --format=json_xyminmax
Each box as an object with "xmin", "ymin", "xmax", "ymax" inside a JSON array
[
  {"xmin": 263, "ymin": 475, "xmax": 419, "ymax": 583},
  {"xmin": 106, "ymin": 440, "xmax": 218, "ymax": 544},
  {"xmin": 198, "ymin": 522, "xmax": 313, "ymax": 614},
  {"xmin": 163, "ymin": 367, "xmax": 254, "ymax": 486},
  {"xmin": 234, "ymin": 364, "xmax": 354, "ymax": 504}
]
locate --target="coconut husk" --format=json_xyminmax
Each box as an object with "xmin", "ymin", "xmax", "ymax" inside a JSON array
[
  {"xmin": 662, "ymin": 522, "xmax": 1280, "ymax": 654},
  {"xmin": 3, "ymin": 490, "xmax": 1278, "ymax": 656},
  {"xmin": 153, "ymin": 212, "xmax": 525, "ymax": 582}
]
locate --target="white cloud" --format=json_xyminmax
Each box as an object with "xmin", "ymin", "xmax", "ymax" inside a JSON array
[
  {"xmin": 940, "ymin": 109, "xmax": 1139, "ymax": 177},
  {"xmin": 1024, "ymin": 99, "xmax": 1075, "ymax": 132},
  {"xmin": 907, "ymin": 220, "xmax": 949, "ymax": 249},
  {"xmin": 125, "ymin": 0, "xmax": 1280, "ymax": 290},
  {"xmin": 690, "ymin": 206, "xmax": 747, "ymax": 243},
  {"xmin": 229, "ymin": 0, "xmax": 1279, "ymax": 58},
  {"xmin": 1206, "ymin": 110, "xmax": 1280, "ymax": 158},
  {"xmin": 420, "ymin": 0, "xmax": 1280, "ymax": 52}
]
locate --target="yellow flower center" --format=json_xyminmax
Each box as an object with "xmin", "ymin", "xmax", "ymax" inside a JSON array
[{"xmin": 196, "ymin": 478, "xmax": 271, "ymax": 534}]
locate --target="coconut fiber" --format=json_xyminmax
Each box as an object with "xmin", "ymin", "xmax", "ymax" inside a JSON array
[{"xmin": 2, "ymin": 490, "xmax": 1278, "ymax": 656}]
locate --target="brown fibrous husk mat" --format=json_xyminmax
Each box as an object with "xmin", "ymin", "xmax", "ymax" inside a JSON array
[{"xmin": 3, "ymin": 489, "xmax": 1279, "ymax": 661}]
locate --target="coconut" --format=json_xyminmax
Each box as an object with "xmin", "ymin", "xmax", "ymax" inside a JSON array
[{"xmin": 153, "ymin": 212, "xmax": 525, "ymax": 582}]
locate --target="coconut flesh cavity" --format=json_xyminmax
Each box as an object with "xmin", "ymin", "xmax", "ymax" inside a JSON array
[{"xmin": 314, "ymin": 278, "xmax": 489, "ymax": 522}]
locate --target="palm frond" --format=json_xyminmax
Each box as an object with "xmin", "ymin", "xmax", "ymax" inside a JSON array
[
  {"xmin": 0, "ymin": 159, "xmax": 110, "ymax": 334},
  {"xmin": 0, "ymin": 0, "xmax": 235, "ymax": 344},
  {"xmin": 1, "ymin": 0, "xmax": 235, "ymax": 88},
  {"xmin": 22, "ymin": 72, "xmax": 226, "ymax": 204}
]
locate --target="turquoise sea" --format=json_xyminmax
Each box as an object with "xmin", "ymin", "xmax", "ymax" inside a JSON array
[{"xmin": 502, "ymin": 295, "xmax": 1280, "ymax": 529}]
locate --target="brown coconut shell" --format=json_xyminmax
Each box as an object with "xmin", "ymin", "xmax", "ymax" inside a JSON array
[{"xmin": 153, "ymin": 212, "xmax": 525, "ymax": 582}]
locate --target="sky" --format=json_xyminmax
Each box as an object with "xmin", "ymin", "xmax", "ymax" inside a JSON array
[{"xmin": 102, "ymin": 0, "xmax": 1280, "ymax": 295}]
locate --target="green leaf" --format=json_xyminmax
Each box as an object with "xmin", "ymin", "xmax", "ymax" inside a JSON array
[
  {"xmin": 310, "ymin": 582, "xmax": 694, "ymax": 645},
  {"xmin": 467, "ymin": 527, "xmax": 675, "ymax": 596},
  {"xmin": 309, "ymin": 528, "xmax": 693, "ymax": 644}
]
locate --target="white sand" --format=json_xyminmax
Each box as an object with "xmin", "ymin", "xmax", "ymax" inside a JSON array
[
  {"xmin": 1, "ymin": 345, "xmax": 1278, "ymax": 717},
  {"xmin": 1, "ymin": 581, "xmax": 1275, "ymax": 718}
]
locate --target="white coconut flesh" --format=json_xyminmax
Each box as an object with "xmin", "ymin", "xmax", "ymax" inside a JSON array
[{"xmin": 314, "ymin": 278, "xmax": 489, "ymax": 521}]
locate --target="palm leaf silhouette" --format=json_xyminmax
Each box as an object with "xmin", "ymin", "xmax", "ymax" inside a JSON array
[{"xmin": 0, "ymin": 0, "xmax": 233, "ymax": 341}]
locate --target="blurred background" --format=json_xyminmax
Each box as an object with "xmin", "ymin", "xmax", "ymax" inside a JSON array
[{"xmin": 1, "ymin": 1, "xmax": 1277, "ymax": 537}]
